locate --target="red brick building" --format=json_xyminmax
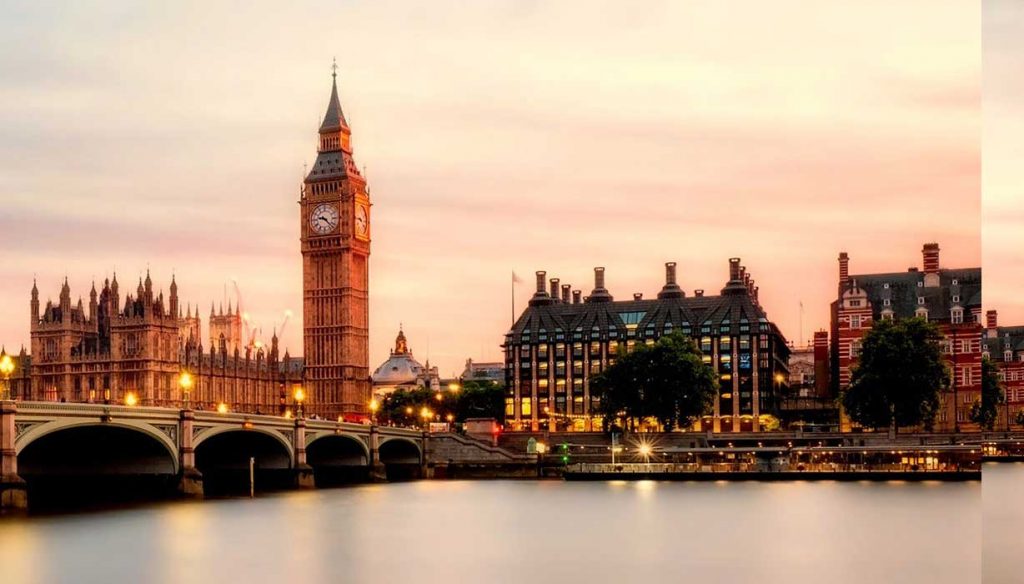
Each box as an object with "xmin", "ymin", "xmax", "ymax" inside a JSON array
[
  {"xmin": 830, "ymin": 243, "xmax": 982, "ymax": 432},
  {"xmin": 983, "ymin": 310, "xmax": 1024, "ymax": 429}
]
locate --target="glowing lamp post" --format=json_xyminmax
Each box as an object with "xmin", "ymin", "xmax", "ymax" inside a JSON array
[
  {"xmin": 124, "ymin": 392, "xmax": 139, "ymax": 407},
  {"xmin": 293, "ymin": 386, "xmax": 306, "ymax": 419},
  {"xmin": 217, "ymin": 402, "xmax": 229, "ymax": 414},
  {"xmin": 420, "ymin": 406, "xmax": 432, "ymax": 430},
  {"xmin": 369, "ymin": 398, "xmax": 379, "ymax": 425},
  {"xmin": 638, "ymin": 443, "xmax": 652, "ymax": 465},
  {"xmin": 179, "ymin": 370, "xmax": 193, "ymax": 410},
  {"xmin": 0, "ymin": 351, "xmax": 14, "ymax": 401}
]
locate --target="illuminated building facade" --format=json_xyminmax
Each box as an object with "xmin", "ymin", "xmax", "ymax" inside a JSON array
[
  {"xmin": 504, "ymin": 259, "xmax": 790, "ymax": 433},
  {"xmin": 22, "ymin": 274, "xmax": 302, "ymax": 414}
]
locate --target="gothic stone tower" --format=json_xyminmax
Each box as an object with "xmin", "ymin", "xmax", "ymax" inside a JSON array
[{"xmin": 301, "ymin": 69, "xmax": 371, "ymax": 419}]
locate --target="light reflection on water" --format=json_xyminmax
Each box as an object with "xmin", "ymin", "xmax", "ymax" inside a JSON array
[
  {"xmin": 0, "ymin": 479, "xmax": 980, "ymax": 584},
  {"xmin": 983, "ymin": 463, "xmax": 1024, "ymax": 584}
]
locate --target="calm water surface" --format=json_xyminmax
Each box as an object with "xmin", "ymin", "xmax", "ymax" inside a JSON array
[
  {"xmin": 0, "ymin": 479, "xmax": 981, "ymax": 584},
  {"xmin": 983, "ymin": 463, "xmax": 1024, "ymax": 584}
]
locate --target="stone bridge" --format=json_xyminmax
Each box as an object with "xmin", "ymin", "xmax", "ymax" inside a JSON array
[{"xmin": 0, "ymin": 400, "xmax": 425, "ymax": 512}]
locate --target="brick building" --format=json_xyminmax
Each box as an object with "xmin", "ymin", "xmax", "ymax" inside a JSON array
[
  {"xmin": 830, "ymin": 243, "xmax": 982, "ymax": 431},
  {"xmin": 983, "ymin": 310, "xmax": 1024, "ymax": 429},
  {"xmin": 504, "ymin": 259, "xmax": 790, "ymax": 433}
]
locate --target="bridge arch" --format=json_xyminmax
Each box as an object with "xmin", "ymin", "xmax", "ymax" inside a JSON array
[
  {"xmin": 307, "ymin": 433, "xmax": 369, "ymax": 465},
  {"xmin": 193, "ymin": 426, "xmax": 294, "ymax": 494},
  {"xmin": 192, "ymin": 425, "xmax": 294, "ymax": 457},
  {"xmin": 16, "ymin": 419, "xmax": 179, "ymax": 474},
  {"xmin": 378, "ymin": 437, "xmax": 423, "ymax": 464}
]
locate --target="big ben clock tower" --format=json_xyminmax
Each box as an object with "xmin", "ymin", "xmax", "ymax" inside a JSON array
[{"xmin": 301, "ymin": 65, "xmax": 371, "ymax": 419}]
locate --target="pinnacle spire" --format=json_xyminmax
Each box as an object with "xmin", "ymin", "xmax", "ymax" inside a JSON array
[{"xmin": 319, "ymin": 59, "xmax": 348, "ymax": 133}]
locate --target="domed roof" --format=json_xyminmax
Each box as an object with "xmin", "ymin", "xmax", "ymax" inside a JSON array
[
  {"xmin": 372, "ymin": 353, "xmax": 424, "ymax": 384},
  {"xmin": 371, "ymin": 326, "xmax": 424, "ymax": 385}
]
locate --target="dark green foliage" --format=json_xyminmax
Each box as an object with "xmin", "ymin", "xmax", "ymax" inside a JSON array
[
  {"xmin": 590, "ymin": 332, "xmax": 717, "ymax": 431},
  {"xmin": 378, "ymin": 380, "xmax": 505, "ymax": 426},
  {"xmin": 841, "ymin": 318, "xmax": 949, "ymax": 431},
  {"xmin": 969, "ymin": 357, "xmax": 1005, "ymax": 431}
]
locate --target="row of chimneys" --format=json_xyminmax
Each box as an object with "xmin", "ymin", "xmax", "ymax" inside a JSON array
[
  {"xmin": 528, "ymin": 259, "xmax": 758, "ymax": 306},
  {"xmin": 839, "ymin": 243, "xmax": 942, "ymax": 285},
  {"xmin": 726, "ymin": 258, "xmax": 761, "ymax": 305}
]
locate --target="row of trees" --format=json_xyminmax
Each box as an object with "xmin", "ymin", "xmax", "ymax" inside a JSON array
[
  {"xmin": 376, "ymin": 380, "xmax": 505, "ymax": 427},
  {"xmin": 588, "ymin": 318, "xmax": 1009, "ymax": 433}
]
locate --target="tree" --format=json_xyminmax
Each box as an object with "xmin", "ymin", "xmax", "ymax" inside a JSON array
[
  {"xmin": 969, "ymin": 357, "xmax": 1005, "ymax": 431},
  {"xmin": 376, "ymin": 380, "xmax": 506, "ymax": 426},
  {"xmin": 841, "ymin": 317, "xmax": 949, "ymax": 431},
  {"xmin": 454, "ymin": 380, "xmax": 506, "ymax": 423},
  {"xmin": 591, "ymin": 332, "xmax": 717, "ymax": 431}
]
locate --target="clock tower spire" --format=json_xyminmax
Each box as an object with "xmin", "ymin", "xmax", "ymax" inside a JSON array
[{"xmin": 300, "ymin": 63, "xmax": 372, "ymax": 419}]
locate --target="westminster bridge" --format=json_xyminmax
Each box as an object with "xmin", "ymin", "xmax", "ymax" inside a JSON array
[{"xmin": 0, "ymin": 400, "xmax": 430, "ymax": 512}]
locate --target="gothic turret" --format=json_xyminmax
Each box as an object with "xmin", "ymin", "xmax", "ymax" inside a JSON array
[
  {"xmin": 169, "ymin": 274, "xmax": 178, "ymax": 317},
  {"xmin": 31, "ymin": 279, "xmax": 39, "ymax": 322}
]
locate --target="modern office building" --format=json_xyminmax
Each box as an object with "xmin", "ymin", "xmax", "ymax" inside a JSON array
[{"xmin": 504, "ymin": 259, "xmax": 790, "ymax": 432}]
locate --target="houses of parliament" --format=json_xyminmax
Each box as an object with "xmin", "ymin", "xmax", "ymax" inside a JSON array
[{"xmin": 3, "ymin": 70, "xmax": 372, "ymax": 420}]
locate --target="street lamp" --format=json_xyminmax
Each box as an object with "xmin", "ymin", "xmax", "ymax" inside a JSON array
[
  {"xmin": 0, "ymin": 351, "xmax": 14, "ymax": 401},
  {"xmin": 369, "ymin": 398, "xmax": 379, "ymax": 424},
  {"xmin": 217, "ymin": 402, "xmax": 229, "ymax": 414},
  {"xmin": 638, "ymin": 443, "xmax": 652, "ymax": 465},
  {"xmin": 420, "ymin": 406, "xmax": 432, "ymax": 430},
  {"xmin": 179, "ymin": 370, "xmax": 193, "ymax": 410},
  {"xmin": 448, "ymin": 382, "xmax": 461, "ymax": 393},
  {"xmin": 124, "ymin": 392, "xmax": 139, "ymax": 407},
  {"xmin": 293, "ymin": 385, "xmax": 306, "ymax": 419}
]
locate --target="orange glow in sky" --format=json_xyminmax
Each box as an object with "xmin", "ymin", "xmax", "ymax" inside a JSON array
[{"xmin": 0, "ymin": 1, "xmax": 980, "ymax": 374}]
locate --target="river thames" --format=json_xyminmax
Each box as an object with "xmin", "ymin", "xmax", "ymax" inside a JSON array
[{"xmin": 0, "ymin": 479, "xmax": 983, "ymax": 584}]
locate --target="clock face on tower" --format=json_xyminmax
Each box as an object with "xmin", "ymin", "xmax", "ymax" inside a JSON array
[
  {"xmin": 355, "ymin": 204, "xmax": 368, "ymax": 238},
  {"xmin": 309, "ymin": 203, "xmax": 339, "ymax": 234}
]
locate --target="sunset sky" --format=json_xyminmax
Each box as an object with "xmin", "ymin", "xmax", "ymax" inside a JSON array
[
  {"xmin": 983, "ymin": 0, "xmax": 1024, "ymax": 326},
  {"xmin": 0, "ymin": 1, "xmax": 980, "ymax": 375}
]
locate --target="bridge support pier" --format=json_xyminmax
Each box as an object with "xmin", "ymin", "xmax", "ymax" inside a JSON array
[
  {"xmin": 1, "ymin": 401, "xmax": 28, "ymax": 514},
  {"xmin": 177, "ymin": 409, "xmax": 204, "ymax": 498},
  {"xmin": 368, "ymin": 426, "xmax": 387, "ymax": 482},
  {"xmin": 294, "ymin": 418, "xmax": 315, "ymax": 489}
]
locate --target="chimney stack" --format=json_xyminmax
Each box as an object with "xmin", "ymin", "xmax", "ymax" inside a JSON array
[
  {"xmin": 753, "ymin": 286, "xmax": 759, "ymax": 305},
  {"xmin": 587, "ymin": 267, "xmax": 613, "ymax": 303},
  {"xmin": 987, "ymin": 309, "xmax": 998, "ymax": 330},
  {"xmin": 572, "ymin": 290, "xmax": 582, "ymax": 304},
  {"xmin": 549, "ymin": 278, "xmax": 560, "ymax": 302},
  {"xmin": 839, "ymin": 252, "xmax": 850, "ymax": 286},
  {"xmin": 633, "ymin": 293, "xmax": 643, "ymax": 301},
  {"xmin": 561, "ymin": 284, "xmax": 571, "ymax": 303},
  {"xmin": 529, "ymin": 271, "xmax": 554, "ymax": 306},
  {"xmin": 658, "ymin": 262, "xmax": 684, "ymax": 299},
  {"xmin": 729, "ymin": 258, "xmax": 742, "ymax": 282},
  {"xmin": 922, "ymin": 243, "xmax": 940, "ymax": 274},
  {"xmin": 695, "ymin": 289, "xmax": 704, "ymax": 297}
]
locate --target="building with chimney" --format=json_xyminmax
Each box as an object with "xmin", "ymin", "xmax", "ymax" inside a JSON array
[
  {"xmin": 982, "ymin": 310, "xmax": 1024, "ymax": 429},
  {"xmin": 830, "ymin": 243, "xmax": 982, "ymax": 431},
  {"xmin": 504, "ymin": 259, "xmax": 790, "ymax": 432},
  {"xmin": 22, "ymin": 274, "xmax": 302, "ymax": 414}
]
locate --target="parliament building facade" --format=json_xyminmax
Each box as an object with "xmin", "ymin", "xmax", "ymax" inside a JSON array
[{"xmin": 9, "ymin": 70, "xmax": 372, "ymax": 420}]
